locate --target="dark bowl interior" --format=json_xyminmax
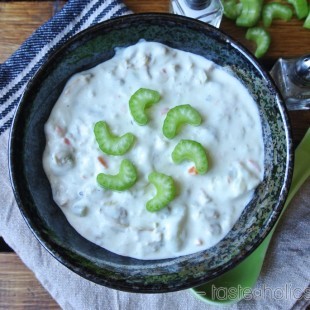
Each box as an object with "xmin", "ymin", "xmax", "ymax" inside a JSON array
[{"xmin": 9, "ymin": 13, "xmax": 293, "ymax": 293}]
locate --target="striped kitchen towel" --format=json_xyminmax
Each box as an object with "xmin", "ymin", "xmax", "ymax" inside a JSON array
[{"xmin": 0, "ymin": 0, "xmax": 131, "ymax": 136}]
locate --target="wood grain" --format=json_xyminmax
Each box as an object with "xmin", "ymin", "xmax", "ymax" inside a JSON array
[
  {"xmin": 125, "ymin": 0, "xmax": 169, "ymax": 12},
  {"xmin": 125, "ymin": 0, "xmax": 310, "ymax": 60},
  {"xmin": 0, "ymin": 2, "xmax": 65, "ymax": 63},
  {"xmin": 0, "ymin": 253, "xmax": 60, "ymax": 309},
  {"xmin": 1, "ymin": 0, "xmax": 309, "ymax": 63}
]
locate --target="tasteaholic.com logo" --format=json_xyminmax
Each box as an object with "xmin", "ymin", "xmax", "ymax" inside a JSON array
[{"xmin": 196, "ymin": 284, "xmax": 310, "ymax": 301}]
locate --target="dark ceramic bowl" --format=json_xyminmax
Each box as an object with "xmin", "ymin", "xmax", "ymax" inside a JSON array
[{"xmin": 9, "ymin": 13, "xmax": 293, "ymax": 293}]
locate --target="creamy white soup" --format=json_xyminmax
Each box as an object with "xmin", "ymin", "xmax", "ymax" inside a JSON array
[{"xmin": 43, "ymin": 41, "xmax": 264, "ymax": 260}]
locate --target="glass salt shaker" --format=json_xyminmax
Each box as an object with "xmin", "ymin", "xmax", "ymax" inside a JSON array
[
  {"xmin": 170, "ymin": 0, "xmax": 224, "ymax": 28},
  {"xmin": 270, "ymin": 54, "xmax": 310, "ymax": 111}
]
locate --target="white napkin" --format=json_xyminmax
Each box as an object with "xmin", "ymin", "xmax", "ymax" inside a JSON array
[{"xmin": 0, "ymin": 1, "xmax": 309, "ymax": 309}]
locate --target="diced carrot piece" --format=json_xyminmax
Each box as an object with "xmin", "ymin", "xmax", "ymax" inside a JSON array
[
  {"xmin": 64, "ymin": 137, "xmax": 71, "ymax": 146},
  {"xmin": 188, "ymin": 166, "xmax": 198, "ymax": 175},
  {"xmin": 55, "ymin": 125, "xmax": 65, "ymax": 136},
  {"xmin": 98, "ymin": 156, "xmax": 108, "ymax": 168}
]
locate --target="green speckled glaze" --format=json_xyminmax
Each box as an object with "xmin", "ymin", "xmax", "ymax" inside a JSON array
[{"xmin": 9, "ymin": 13, "xmax": 293, "ymax": 293}]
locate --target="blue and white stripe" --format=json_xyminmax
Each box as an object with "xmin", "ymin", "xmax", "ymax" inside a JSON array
[{"xmin": 0, "ymin": 0, "xmax": 131, "ymax": 136}]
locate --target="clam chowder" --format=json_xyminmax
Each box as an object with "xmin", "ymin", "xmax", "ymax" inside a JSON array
[{"xmin": 43, "ymin": 41, "xmax": 264, "ymax": 259}]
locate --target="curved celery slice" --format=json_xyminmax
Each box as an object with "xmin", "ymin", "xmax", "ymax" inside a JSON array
[
  {"xmin": 262, "ymin": 3, "xmax": 293, "ymax": 27},
  {"xmin": 146, "ymin": 172, "xmax": 176, "ymax": 212},
  {"xmin": 245, "ymin": 27, "xmax": 271, "ymax": 58},
  {"xmin": 172, "ymin": 139, "xmax": 208, "ymax": 174},
  {"xmin": 223, "ymin": 0, "xmax": 243, "ymax": 20},
  {"xmin": 163, "ymin": 104, "xmax": 202, "ymax": 139},
  {"xmin": 236, "ymin": 0, "xmax": 263, "ymax": 27},
  {"xmin": 288, "ymin": 0, "xmax": 308, "ymax": 19},
  {"xmin": 97, "ymin": 159, "xmax": 137, "ymax": 191},
  {"xmin": 304, "ymin": 10, "xmax": 310, "ymax": 29},
  {"xmin": 94, "ymin": 121, "xmax": 135, "ymax": 156},
  {"xmin": 129, "ymin": 88, "xmax": 161, "ymax": 125}
]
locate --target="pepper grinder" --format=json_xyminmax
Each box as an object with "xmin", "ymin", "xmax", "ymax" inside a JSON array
[
  {"xmin": 270, "ymin": 54, "xmax": 310, "ymax": 110},
  {"xmin": 170, "ymin": 0, "xmax": 224, "ymax": 28}
]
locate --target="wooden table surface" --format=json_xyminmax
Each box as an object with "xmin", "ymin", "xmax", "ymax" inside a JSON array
[{"xmin": 0, "ymin": 0, "xmax": 309, "ymax": 308}]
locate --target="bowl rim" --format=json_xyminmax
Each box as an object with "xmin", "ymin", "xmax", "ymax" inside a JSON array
[{"xmin": 9, "ymin": 12, "xmax": 294, "ymax": 292}]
